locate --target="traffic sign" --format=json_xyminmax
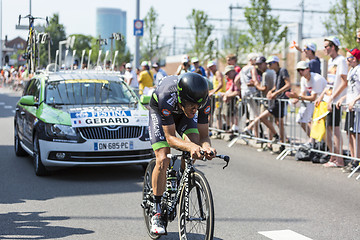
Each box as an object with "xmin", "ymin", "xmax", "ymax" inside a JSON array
[{"xmin": 134, "ymin": 19, "xmax": 144, "ymax": 36}]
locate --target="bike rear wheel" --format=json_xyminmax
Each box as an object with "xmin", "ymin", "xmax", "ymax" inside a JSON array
[
  {"xmin": 178, "ymin": 171, "xmax": 214, "ymax": 240},
  {"xmin": 142, "ymin": 159, "xmax": 161, "ymax": 239}
]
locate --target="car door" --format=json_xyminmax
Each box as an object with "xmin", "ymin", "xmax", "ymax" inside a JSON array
[
  {"xmin": 23, "ymin": 78, "xmax": 41, "ymax": 150},
  {"xmin": 16, "ymin": 79, "xmax": 34, "ymax": 145}
]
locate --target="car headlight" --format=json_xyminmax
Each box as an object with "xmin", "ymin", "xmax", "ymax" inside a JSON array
[{"xmin": 45, "ymin": 124, "xmax": 77, "ymax": 139}]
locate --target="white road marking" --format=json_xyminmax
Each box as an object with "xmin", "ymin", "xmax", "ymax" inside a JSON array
[
  {"xmin": 4, "ymin": 105, "xmax": 12, "ymax": 109},
  {"xmin": 259, "ymin": 230, "xmax": 313, "ymax": 240},
  {"xmin": 0, "ymin": 102, "xmax": 5, "ymax": 105}
]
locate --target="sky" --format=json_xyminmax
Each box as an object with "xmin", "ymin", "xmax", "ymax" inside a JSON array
[{"xmin": 1, "ymin": 0, "xmax": 334, "ymax": 54}]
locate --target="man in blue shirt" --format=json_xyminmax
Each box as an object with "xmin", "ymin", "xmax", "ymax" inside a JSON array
[{"xmin": 190, "ymin": 57, "xmax": 206, "ymax": 77}]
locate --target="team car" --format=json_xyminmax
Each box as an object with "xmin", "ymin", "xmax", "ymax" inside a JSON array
[{"xmin": 14, "ymin": 72, "xmax": 153, "ymax": 176}]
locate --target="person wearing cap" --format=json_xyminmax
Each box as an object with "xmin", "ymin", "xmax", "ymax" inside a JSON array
[
  {"xmin": 266, "ymin": 55, "xmax": 291, "ymax": 153},
  {"xmin": 246, "ymin": 56, "xmax": 279, "ymax": 151},
  {"xmin": 124, "ymin": 63, "xmax": 139, "ymax": 89},
  {"xmin": 238, "ymin": 53, "xmax": 261, "ymax": 137},
  {"xmin": 208, "ymin": 60, "xmax": 226, "ymax": 136},
  {"xmin": 190, "ymin": 57, "xmax": 206, "ymax": 77},
  {"xmin": 152, "ymin": 62, "xmax": 167, "ymax": 86},
  {"xmin": 176, "ymin": 55, "xmax": 191, "ymax": 75},
  {"xmin": 294, "ymin": 42, "xmax": 321, "ymax": 74},
  {"xmin": 287, "ymin": 61, "xmax": 327, "ymax": 144},
  {"xmin": 138, "ymin": 61, "xmax": 154, "ymax": 95},
  {"xmin": 336, "ymin": 48, "xmax": 360, "ymax": 172},
  {"xmin": 315, "ymin": 36, "xmax": 348, "ymax": 167},
  {"xmin": 223, "ymin": 65, "xmax": 241, "ymax": 135},
  {"xmin": 226, "ymin": 54, "xmax": 241, "ymax": 73}
]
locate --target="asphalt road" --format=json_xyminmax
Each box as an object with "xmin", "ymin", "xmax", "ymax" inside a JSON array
[{"xmin": 0, "ymin": 88, "xmax": 360, "ymax": 240}]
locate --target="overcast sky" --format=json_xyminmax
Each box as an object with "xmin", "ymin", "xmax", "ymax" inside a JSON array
[{"xmin": 1, "ymin": 0, "xmax": 333, "ymax": 53}]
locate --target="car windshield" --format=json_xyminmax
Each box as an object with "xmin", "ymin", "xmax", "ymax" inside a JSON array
[{"xmin": 45, "ymin": 79, "xmax": 137, "ymax": 105}]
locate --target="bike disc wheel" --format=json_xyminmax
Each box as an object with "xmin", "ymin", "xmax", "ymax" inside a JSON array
[
  {"xmin": 178, "ymin": 171, "xmax": 214, "ymax": 240},
  {"xmin": 142, "ymin": 159, "xmax": 161, "ymax": 239}
]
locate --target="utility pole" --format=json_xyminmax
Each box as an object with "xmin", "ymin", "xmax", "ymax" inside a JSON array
[
  {"xmin": 134, "ymin": 0, "xmax": 140, "ymax": 68},
  {"xmin": 0, "ymin": 0, "xmax": 2, "ymax": 68},
  {"xmin": 173, "ymin": 26, "xmax": 176, "ymax": 55}
]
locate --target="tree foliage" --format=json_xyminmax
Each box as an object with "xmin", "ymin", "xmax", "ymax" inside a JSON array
[
  {"xmin": 222, "ymin": 27, "xmax": 252, "ymax": 60},
  {"xmin": 141, "ymin": 6, "xmax": 164, "ymax": 63},
  {"xmin": 244, "ymin": 0, "xmax": 287, "ymax": 55},
  {"xmin": 187, "ymin": 9, "xmax": 214, "ymax": 62},
  {"xmin": 38, "ymin": 13, "xmax": 66, "ymax": 67},
  {"xmin": 324, "ymin": 0, "xmax": 360, "ymax": 49}
]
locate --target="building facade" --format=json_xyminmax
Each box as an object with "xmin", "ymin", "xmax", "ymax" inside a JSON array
[{"xmin": 96, "ymin": 8, "xmax": 126, "ymax": 51}]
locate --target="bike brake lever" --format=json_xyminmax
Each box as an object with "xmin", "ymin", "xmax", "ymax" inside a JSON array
[{"xmin": 216, "ymin": 155, "xmax": 230, "ymax": 169}]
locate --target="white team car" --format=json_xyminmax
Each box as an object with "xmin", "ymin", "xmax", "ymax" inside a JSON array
[{"xmin": 14, "ymin": 71, "xmax": 153, "ymax": 176}]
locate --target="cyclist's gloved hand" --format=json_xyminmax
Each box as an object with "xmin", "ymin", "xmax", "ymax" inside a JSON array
[{"xmin": 203, "ymin": 147, "xmax": 217, "ymax": 160}]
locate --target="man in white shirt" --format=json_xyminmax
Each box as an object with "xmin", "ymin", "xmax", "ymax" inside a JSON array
[
  {"xmin": 315, "ymin": 36, "xmax": 348, "ymax": 167},
  {"xmin": 124, "ymin": 63, "xmax": 139, "ymax": 89},
  {"xmin": 287, "ymin": 61, "xmax": 327, "ymax": 139}
]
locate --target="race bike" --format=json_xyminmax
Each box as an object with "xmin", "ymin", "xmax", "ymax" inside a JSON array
[{"xmin": 141, "ymin": 151, "xmax": 229, "ymax": 239}]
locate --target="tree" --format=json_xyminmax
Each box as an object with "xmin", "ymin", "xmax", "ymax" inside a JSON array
[
  {"xmin": 187, "ymin": 9, "xmax": 214, "ymax": 62},
  {"xmin": 38, "ymin": 13, "xmax": 66, "ymax": 67},
  {"xmin": 141, "ymin": 6, "xmax": 165, "ymax": 63},
  {"xmin": 222, "ymin": 27, "xmax": 252, "ymax": 59},
  {"xmin": 324, "ymin": 0, "xmax": 360, "ymax": 49},
  {"xmin": 244, "ymin": 0, "xmax": 287, "ymax": 55},
  {"xmin": 114, "ymin": 39, "xmax": 132, "ymax": 68}
]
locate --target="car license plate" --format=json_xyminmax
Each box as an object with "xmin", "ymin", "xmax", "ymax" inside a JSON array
[{"xmin": 94, "ymin": 141, "xmax": 133, "ymax": 151}]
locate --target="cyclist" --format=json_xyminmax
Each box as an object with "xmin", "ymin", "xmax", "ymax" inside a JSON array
[{"xmin": 148, "ymin": 72, "xmax": 216, "ymax": 235}]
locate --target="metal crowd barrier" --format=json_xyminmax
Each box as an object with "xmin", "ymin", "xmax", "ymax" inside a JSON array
[{"xmin": 209, "ymin": 95, "xmax": 360, "ymax": 180}]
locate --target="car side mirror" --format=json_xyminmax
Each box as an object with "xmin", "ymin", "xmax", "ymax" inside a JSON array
[
  {"xmin": 19, "ymin": 95, "xmax": 38, "ymax": 107},
  {"xmin": 140, "ymin": 95, "xmax": 151, "ymax": 105}
]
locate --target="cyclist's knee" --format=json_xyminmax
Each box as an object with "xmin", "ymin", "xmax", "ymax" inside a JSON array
[{"xmin": 154, "ymin": 148, "xmax": 170, "ymax": 171}]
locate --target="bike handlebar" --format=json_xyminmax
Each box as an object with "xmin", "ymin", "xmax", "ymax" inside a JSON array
[{"xmin": 166, "ymin": 151, "xmax": 230, "ymax": 169}]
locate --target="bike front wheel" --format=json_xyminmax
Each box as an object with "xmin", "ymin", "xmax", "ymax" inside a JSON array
[
  {"xmin": 142, "ymin": 159, "xmax": 161, "ymax": 239},
  {"xmin": 178, "ymin": 171, "xmax": 214, "ymax": 240}
]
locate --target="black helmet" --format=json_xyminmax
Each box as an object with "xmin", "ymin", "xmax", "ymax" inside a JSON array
[{"xmin": 177, "ymin": 72, "xmax": 209, "ymax": 108}]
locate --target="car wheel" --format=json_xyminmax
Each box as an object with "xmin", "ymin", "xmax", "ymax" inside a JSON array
[
  {"xmin": 14, "ymin": 124, "xmax": 28, "ymax": 157},
  {"xmin": 33, "ymin": 134, "xmax": 49, "ymax": 176}
]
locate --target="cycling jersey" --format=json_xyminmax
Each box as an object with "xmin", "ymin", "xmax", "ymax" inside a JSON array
[{"xmin": 149, "ymin": 75, "xmax": 211, "ymax": 151}]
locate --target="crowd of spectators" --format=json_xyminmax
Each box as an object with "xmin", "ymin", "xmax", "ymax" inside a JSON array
[{"xmin": 0, "ymin": 65, "xmax": 29, "ymax": 91}]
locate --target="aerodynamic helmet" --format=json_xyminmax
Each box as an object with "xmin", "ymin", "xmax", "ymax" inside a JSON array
[{"xmin": 177, "ymin": 72, "xmax": 209, "ymax": 109}]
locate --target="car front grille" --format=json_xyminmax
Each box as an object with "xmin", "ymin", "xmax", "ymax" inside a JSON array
[{"xmin": 78, "ymin": 126, "xmax": 143, "ymax": 140}]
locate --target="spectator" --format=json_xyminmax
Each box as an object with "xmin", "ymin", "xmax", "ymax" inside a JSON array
[
  {"xmin": 223, "ymin": 65, "xmax": 241, "ymax": 135},
  {"xmin": 176, "ymin": 55, "xmax": 191, "ymax": 75},
  {"xmin": 266, "ymin": 55, "xmax": 291, "ymax": 153},
  {"xmin": 295, "ymin": 42, "xmax": 321, "ymax": 74},
  {"xmin": 152, "ymin": 62, "xmax": 167, "ymax": 86},
  {"xmin": 336, "ymin": 48, "xmax": 360, "ymax": 172},
  {"xmin": 244, "ymin": 56, "xmax": 291, "ymax": 154},
  {"xmin": 208, "ymin": 60, "xmax": 226, "ymax": 137},
  {"xmin": 226, "ymin": 53, "xmax": 241, "ymax": 73},
  {"xmin": 124, "ymin": 63, "xmax": 138, "ymax": 89},
  {"xmin": 251, "ymin": 56, "xmax": 279, "ymax": 151},
  {"xmin": 190, "ymin": 57, "xmax": 206, "ymax": 76},
  {"xmin": 287, "ymin": 61, "xmax": 327, "ymax": 145},
  {"xmin": 315, "ymin": 36, "xmax": 348, "ymax": 167},
  {"xmin": 239, "ymin": 53, "xmax": 260, "ymax": 138},
  {"xmin": 138, "ymin": 61, "xmax": 154, "ymax": 95},
  {"xmin": 356, "ymin": 28, "xmax": 360, "ymax": 46}
]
